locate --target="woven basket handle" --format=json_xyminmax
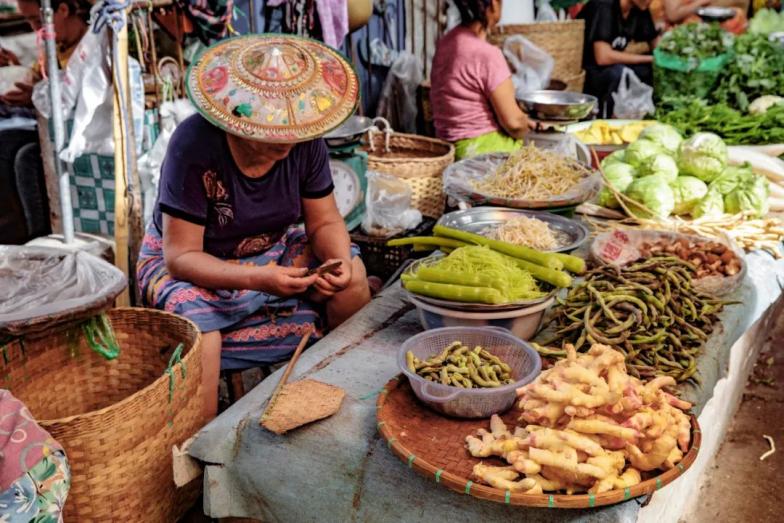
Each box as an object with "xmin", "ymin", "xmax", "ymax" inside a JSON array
[{"xmin": 367, "ymin": 116, "xmax": 393, "ymax": 153}]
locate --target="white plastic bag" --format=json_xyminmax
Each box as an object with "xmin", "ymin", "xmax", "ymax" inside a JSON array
[
  {"xmin": 611, "ymin": 67, "xmax": 655, "ymax": 119},
  {"xmin": 535, "ymin": 0, "xmax": 558, "ymax": 22},
  {"xmin": 503, "ymin": 35, "xmax": 554, "ymax": 95},
  {"xmin": 361, "ymin": 171, "xmax": 422, "ymax": 236},
  {"xmin": 138, "ymin": 99, "xmax": 196, "ymax": 226},
  {"xmin": 376, "ymin": 52, "xmax": 423, "ymax": 134}
]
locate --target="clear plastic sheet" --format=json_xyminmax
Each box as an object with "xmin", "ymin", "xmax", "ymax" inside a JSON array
[
  {"xmin": 0, "ymin": 247, "xmax": 126, "ymax": 333},
  {"xmin": 443, "ymin": 150, "xmax": 601, "ymax": 209},
  {"xmin": 503, "ymin": 35, "xmax": 553, "ymax": 95},
  {"xmin": 360, "ymin": 170, "xmax": 422, "ymax": 236},
  {"xmin": 612, "ymin": 67, "xmax": 655, "ymax": 120}
]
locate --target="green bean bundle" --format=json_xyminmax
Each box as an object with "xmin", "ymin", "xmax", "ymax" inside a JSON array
[{"xmin": 535, "ymin": 256, "xmax": 733, "ymax": 382}]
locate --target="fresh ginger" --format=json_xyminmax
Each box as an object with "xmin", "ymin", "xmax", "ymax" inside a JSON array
[{"xmin": 466, "ymin": 344, "xmax": 693, "ymax": 494}]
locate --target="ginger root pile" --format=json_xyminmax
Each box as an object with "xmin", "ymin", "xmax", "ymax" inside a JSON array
[{"xmin": 465, "ymin": 343, "xmax": 692, "ymax": 495}]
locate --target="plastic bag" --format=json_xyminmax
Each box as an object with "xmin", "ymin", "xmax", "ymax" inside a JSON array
[
  {"xmin": 138, "ymin": 99, "xmax": 197, "ymax": 226},
  {"xmin": 535, "ymin": 0, "xmax": 558, "ymax": 21},
  {"xmin": 376, "ymin": 52, "xmax": 423, "ymax": 134},
  {"xmin": 361, "ymin": 171, "xmax": 422, "ymax": 235},
  {"xmin": 502, "ymin": 35, "xmax": 554, "ymax": 95},
  {"xmin": 0, "ymin": 246, "xmax": 126, "ymax": 333},
  {"xmin": 611, "ymin": 67, "xmax": 654, "ymax": 119}
]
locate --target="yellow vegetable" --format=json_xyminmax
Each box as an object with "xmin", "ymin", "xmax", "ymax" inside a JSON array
[{"xmin": 573, "ymin": 121, "xmax": 654, "ymax": 145}]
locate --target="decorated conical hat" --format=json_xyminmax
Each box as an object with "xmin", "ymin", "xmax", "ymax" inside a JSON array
[{"xmin": 186, "ymin": 34, "xmax": 360, "ymax": 143}]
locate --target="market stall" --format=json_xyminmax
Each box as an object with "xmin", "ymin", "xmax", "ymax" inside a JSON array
[{"xmin": 188, "ymin": 248, "xmax": 784, "ymax": 520}]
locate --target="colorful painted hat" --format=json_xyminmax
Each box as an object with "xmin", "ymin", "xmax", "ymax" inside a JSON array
[{"xmin": 186, "ymin": 34, "xmax": 360, "ymax": 143}]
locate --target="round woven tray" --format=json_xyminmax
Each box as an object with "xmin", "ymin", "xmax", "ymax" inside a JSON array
[{"xmin": 376, "ymin": 376, "xmax": 701, "ymax": 509}]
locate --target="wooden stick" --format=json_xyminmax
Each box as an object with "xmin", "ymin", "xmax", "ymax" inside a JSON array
[
  {"xmin": 113, "ymin": 7, "xmax": 131, "ymax": 306},
  {"xmin": 260, "ymin": 327, "xmax": 313, "ymax": 421}
]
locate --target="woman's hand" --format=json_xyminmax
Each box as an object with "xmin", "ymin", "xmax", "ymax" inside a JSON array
[
  {"xmin": 0, "ymin": 82, "xmax": 34, "ymax": 107},
  {"xmin": 254, "ymin": 265, "xmax": 319, "ymax": 297},
  {"xmin": 312, "ymin": 258, "xmax": 353, "ymax": 299}
]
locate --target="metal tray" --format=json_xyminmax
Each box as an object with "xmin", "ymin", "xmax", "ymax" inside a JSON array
[
  {"xmin": 402, "ymin": 256, "xmax": 556, "ymax": 312},
  {"xmin": 517, "ymin": 90, "xmax": 598, "ymax": 121},
  {"xmin": 437, "ymin": 207, "xmax": 589, "ymax": 253}
]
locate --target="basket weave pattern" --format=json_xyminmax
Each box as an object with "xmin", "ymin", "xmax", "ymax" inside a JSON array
[
  {"xmin": 364, "ymin": 132, "xmax": 455, "ymax": 219},
  {"xmin": 1, "ymin": 308, "xmax": 205, "ymax": 522},
  {"xmin": 376, "ymin": 377, "xmax": 701, "ymax": 508},
  {"xmin": 490, "ymin": 20, "xmax": 586, "ymax": 91}
]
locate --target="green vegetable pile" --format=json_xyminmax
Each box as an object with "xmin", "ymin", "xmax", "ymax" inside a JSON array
[
  {"xmin": 657, "ymin": 22, "xmax": 733, "ymax": 59},
  {"xmin": 654, "ymin": 23, "xmax": 734, "ymax": 100},
  {"xmin": 598, "ymin": 124, "xmax": 770, "ymax": 219},
  {"xmin": 535, "ymin": 257, "xmax": 731, "ymax": 382},
  {"xmin": 655, "ymin": 97, "xmax": 784, "ymax": 145},
  {"xmin": 406, "ymin": 342, "xmax": 514, "ymax": 388},
  {"xmin": 748, "ymin": 8, "xmax": 784, "ymax": 35},
  {"xmin": 713, "ymin": 33, "xmax": 784, "ymax": 112}
]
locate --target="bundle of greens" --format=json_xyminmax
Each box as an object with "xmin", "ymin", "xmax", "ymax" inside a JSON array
[
  {"xmin": 655, "ymin": 97, "xmax": 784, "ymax": 145},
  {"xmin": 658, "ymin": 22, "xmax": 734, "ymax": 59},
  {"xmin": 713, "ymin": 33, "xmax": 784, "ymax": 112},
  {"xmin": 748, "ymin": 8, "xmax": 784, "ymax": 35}
]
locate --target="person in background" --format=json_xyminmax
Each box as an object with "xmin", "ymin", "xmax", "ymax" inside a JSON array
[
  {"xmin": 430, "ymin": 0, "xmax": 534, "ymax": 160},
  {"xmin": 0, "ymin": 0, "xmax": 90, "ymax": 106},
  {"xmin": 579, "ymin": 0, "xmax": 660, "ymax": 118},
  {"xmin": 662, "ymin": 0, "xmax": 749, "ymax": 33}
]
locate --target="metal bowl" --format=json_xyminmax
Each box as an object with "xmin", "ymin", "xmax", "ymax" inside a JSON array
[
  {"xmin": 697, "ymin": 6, "xmax": 735, "ymax": 22},
  {"xmin": 324, "ymin": 115, "xmax": 374, "ymax": 148},
  {"xmin": 437, "ymin": 207, "xmax": 589, "ymax": 253},
  {"xmin": 517, "ymin": 90, "xmax": 598, "ymax": 122}
]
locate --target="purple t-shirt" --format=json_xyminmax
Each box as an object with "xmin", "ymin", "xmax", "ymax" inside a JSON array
[{"xmin": 153, "ymin": 114, "xmax": 334, "ymax": 259}]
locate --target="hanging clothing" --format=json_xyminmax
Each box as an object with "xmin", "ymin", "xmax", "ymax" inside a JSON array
[
  {"xmin": 315, "ymin": 0, "xmax": 349, "ymax": 48},
  {"xmin": 177, "ymin": 0, "xmax": 235, "ymax": 44}
]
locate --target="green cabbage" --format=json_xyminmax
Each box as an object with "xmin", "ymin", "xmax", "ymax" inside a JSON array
[
  {"xmin": 639, "ymin": 154, "xmax": 679, "ymax": 183},
  {"xmin": 691, "ymin": 190, "xmax": 725, "ymax": 218},
  {"xmin": 601, "ymin": 150, "xmax": 627, "ymax": 168},
  {"xmin": 670, "ymin": 176, "xmax": 709, "ymax": 215},
  {"xmin": 625, "ymin": 175, "xmax": 675, "ymax": 219},
  {"xmin": 710, "ymin": 164, "xmax": 753, "ymax": 195},
  {"xmin": 677, "ymin": 132, "xmax": 728, "ymax": 183},
  {"xmin": 639, "ymin": 124, "xmax": 683, "ymax": 154},
  {"xmin": 724, "ymin": 175, "xmax": 769, "ymax": 217},
  {"xmin": 624, "ymin": 139, "xmax": 665, "ymax": 168},
  {"xmin": 598, "ymin": 163, "xmax": 636, "ymax": 209}
]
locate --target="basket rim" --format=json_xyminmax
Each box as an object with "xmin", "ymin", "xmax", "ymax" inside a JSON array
[
  {"xmin": 34, "ymin": 307, "xmax": 202, "ymax": 426},
  {"xmin": 493, "ymin": 19, "xmax": 585, "ymax": 34},
  {"xmin": 376, "ymin": 376, "xmax": 702, "ymax": 508},
  {"xmin": 364, "ymin": 132, "xmax": 455, "ymax": 161}
]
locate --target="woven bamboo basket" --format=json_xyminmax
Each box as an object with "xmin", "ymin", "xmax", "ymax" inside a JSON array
[
  {"xmin": 376, "ymin": 377, "xmax": 701, "ymax": 509},
  {"xmin": 490, "ymin": 20, "xmax": 586, "ymax": 81},
  {"xmin": 363, "ymin": 131, "xmax": 455, "ymax": 219},
  {"xmin": 557, "ymin": 69, "xmax": 586, "ymax": 93},
  {"xmin": 1, "ymin": 308, "xmax": 205, "ymax": 522}
]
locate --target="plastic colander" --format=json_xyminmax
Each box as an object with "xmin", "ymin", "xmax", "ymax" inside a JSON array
[{"xmin": 397, "ymin": 326, "xmax": 541, "ymax": 418}]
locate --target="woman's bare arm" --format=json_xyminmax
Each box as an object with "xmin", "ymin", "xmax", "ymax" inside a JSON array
[
  {"xmin": 663, "ymin": 0, "xmax": 711, "ymax": 24},
  {"xmin": 489, "ymin": 78, "xmax": 531, "ymax": 140},
  {"xmin": 302, "ymin": 194, "xmax": 352, "ymax": 263}
]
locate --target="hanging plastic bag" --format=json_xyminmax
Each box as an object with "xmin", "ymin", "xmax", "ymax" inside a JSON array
[
  {"xmin": 535, "ymin": 0, "xmax": 558, "ymax": 22},
  {"xmin": 138, "ymin": 99, "xmax": 197, "ymax": 226},
  {"xmin": 611, "ymin": 67, "xmax": 655, "ymax": 119},
  {"xmin": 502, "ymin": 35, "xmax": 554, "ymax": 96},
  {"xmin": 376, "ymin": 52, "xmax": 423, "ymax": 134},
  {"xmin": 361, "ymin": 171, "xmax": 422, "ymax": 236}
]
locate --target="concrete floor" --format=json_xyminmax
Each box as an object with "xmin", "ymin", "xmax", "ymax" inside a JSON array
[{"xmin": 683, "ymin": 317, "xmax": 784, "ymax": 523}]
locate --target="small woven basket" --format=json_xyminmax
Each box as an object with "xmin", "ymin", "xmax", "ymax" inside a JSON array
[
  {"xmin": 1, "ymin": 308, "xmax": 205, "ymax": 522},
  {"xmin": 363, "ymin": 129, "xmax": 454, "ymax": 219},
  {"xmin": 558, "ymin": 69, "xmax": 586, "ymax": 93},
  {"xmin": 351, "ymin": 219, "xmax": 434, "ymax": 281},
  {"xmin": 490, "ymin": 20, "xmax": 586, "ymax": 81}
]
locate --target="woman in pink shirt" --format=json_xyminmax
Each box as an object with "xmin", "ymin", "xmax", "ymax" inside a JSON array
[{"xmin": 430, "ymin": 0, "xmax": 532, "ymax": 160}]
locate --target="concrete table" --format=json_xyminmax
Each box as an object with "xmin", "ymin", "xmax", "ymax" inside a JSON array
[{"xmin": 189, "ymin": 252, "xmax": 784, "ymax": 522}]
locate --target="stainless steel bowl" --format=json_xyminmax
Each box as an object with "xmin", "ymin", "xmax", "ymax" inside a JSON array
[
  {"xmin": 697, "ymin": 6, "xmax": 736, "ymax": 22},
  {"xmin": 517, "ymin": 90, "xmax": 598, "ymax": 122},
  {"xmin": 436, "ymin": 207, "xmax": 589, "ymax": 253},
  {"xmin": 324, "ymin": 115, "xmax": 374, "ymax": 148}
]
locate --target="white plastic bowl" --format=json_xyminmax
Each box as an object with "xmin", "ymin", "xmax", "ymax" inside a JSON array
[
  {"xmin": 398, "ymin": 326, "xmax": 541, "ymax": 418},
  {"xmin": 408, "ymin": 294, "xmax": 554, "ymax": 340}
]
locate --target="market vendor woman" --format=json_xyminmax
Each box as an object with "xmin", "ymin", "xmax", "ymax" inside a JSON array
[
  {"xmin": 137, "ymin": 35, "xmax": 371, "ymax": 418},
  {"xmin": 430, "ymin": 0, "xmax": 534, "ymax": 160}
]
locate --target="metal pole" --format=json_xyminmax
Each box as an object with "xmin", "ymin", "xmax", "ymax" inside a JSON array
[
  {"xmin": 249, "ymin": 0, "xmax": 257, "ymax": 33},
  {"xmin": 41, "ymin": 0, "xmax": 75, "ymax": 244}
]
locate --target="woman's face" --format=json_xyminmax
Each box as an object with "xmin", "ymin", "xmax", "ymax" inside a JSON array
[
  {"xmin": 17, "ymin": 0, "xmax": 75, "ymax": 42},
  {"xmin": 254, "ymin": 142, "xmax": 295, "ymax": 162},
  {"xmin": 487, "ymin": 0, "xmax": 503, "ymax": 30}
]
